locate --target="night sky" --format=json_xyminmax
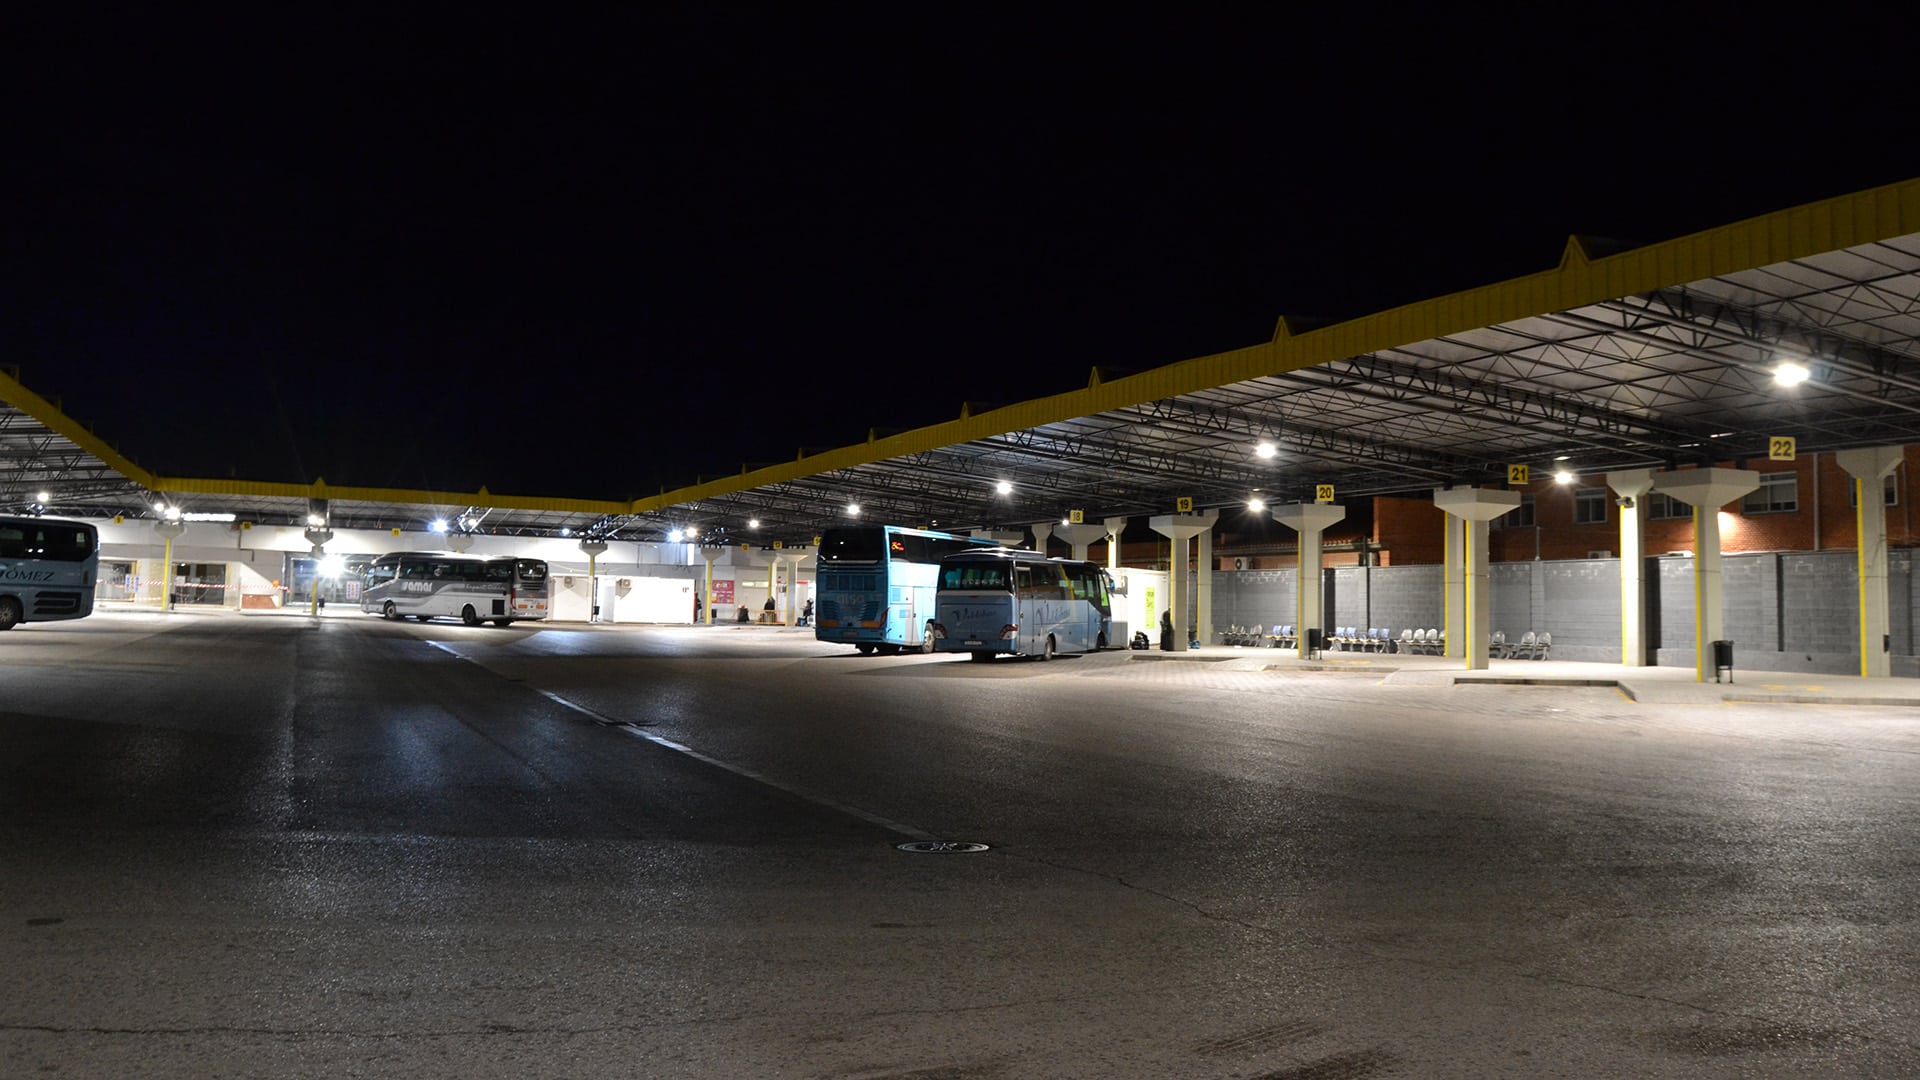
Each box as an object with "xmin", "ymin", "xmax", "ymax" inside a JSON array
[{"xmin": 9, "ymin": 9, "xmax": 1920, "ymax": 501}]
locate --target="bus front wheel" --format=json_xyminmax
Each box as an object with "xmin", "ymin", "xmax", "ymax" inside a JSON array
[
  {"xmin": 855, "ymin": 643, "xmax": 876, "ymax": 656},
  {"xmin": 968, "ymin": 650, "xmax": 992, "ymax": 662},
  {"xmin": 461, "ymin": 605, "xmax": 482, "ymax": 627},
  {"xmin": 0, "ymin": 596, "xmax": 20, "ymax": 631},
  {"xmin": 920, "ymin": 626, "xmax": 936, "ymax": 653},
  {"xmin": 1040, "ymin": 635, "xmax": 1056, "ymax": 661},
  {"xmin": 382, "ymin": 601, "xmax": 399, "ymax": 620}
]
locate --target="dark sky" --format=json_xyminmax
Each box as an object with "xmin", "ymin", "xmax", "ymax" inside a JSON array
[{"xmin": 8, "ymin": 8, "xmax": 1920, "ymax": 501}]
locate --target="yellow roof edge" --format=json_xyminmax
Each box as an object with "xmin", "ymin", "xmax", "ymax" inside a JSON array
[
  {"xmin": 151, "ymin": 475, "xmax": 629, "ymax": 515},
  {"xmin": 638, "ymin": 176, "xmax": 1920, "ymax": 513},
  {"xmin": 0, "ymin": 368, "xmax": 159, "ymax": 488}
]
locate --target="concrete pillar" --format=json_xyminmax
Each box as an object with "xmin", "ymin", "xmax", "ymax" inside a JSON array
[
  {"xmin": 1441, "ymin": 514, "xmax": 1465, "ymax": 659},
  {"xmin": 1030, "ymin": 522, "xmax": 1054, "ymax": 556},
  {"xmin": 1652, "ymin": 468, "xmax": 1760, "ymax": 681},
  {"xmin": 1197, "ymin": 525, "xmax": 1215, "ymax": 645},
  {"xmin": 1104, "ymin": 517, "xmax": 1127, "ymax": 570},
  {"xmin": 780, "ymin": 554, "xmax": 807, "ymax": 626},
  {"xmin": 1272, "ymin": 503, "xmax": 1345, "ymax": 659},
  {"xmin": 1147, "ymin": 511, "xmax": 1217, "ymax": 652},
  {"xmin": 1433, "ymin": 488, "xmax": 1521, "ymax": 670},
  {"xmin": 579, "ymin": 540, "xmax": 609, "ymax": 624},
  {"xmin": 1608, "ymin": 469, "xmax": 1656, "ymax": 666},
  {"xmin": 154, "ymin": 520, "xmax": 186, "ymax": 612},
  {"xmin": 1056, "ymin": 523, "xmax": 1109, "ymax": 561},
  {"xmin": 702, "ymin": 549, "xmax": 720, "ymax": 625},
  {"xmin": 1836, "ymin": 447, "xmax": 1903, "ymax": 677}
]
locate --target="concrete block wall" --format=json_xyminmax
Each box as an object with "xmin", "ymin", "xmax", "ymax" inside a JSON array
[
  {"xmin": 1535, "ymin": 559, "xmax": 1621, "ymax": 661},
  {"xmin": 1213, "ymin": 569, "xmax": 1296, "ymax": 634},
  {"xmin": 1367, "ymin": 565, "xmax": 1444, "ymax": 638},
  {"xmin": 1216, "ymin": 552, "xmax": 1919, "ymax": 676}
]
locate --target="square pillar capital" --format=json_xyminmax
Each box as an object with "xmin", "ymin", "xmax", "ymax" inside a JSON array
[
  {"xmin": 1653, "ymin": 467, "xmax": 1759, "ymax": 509},
  {"xmin": 1270, "ymin": 502, "xmax": 1345, "ymax": 535},
  {"xmin": 1835, "ymin": 446, "xmax": 1903, "ymax": 481},
  {"xmin": 1432, "ymin": 487, "xmax": 1521, "ymax": 522}
]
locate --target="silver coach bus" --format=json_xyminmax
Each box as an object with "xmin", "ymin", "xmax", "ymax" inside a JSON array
[
  {"xmin": 929, "ymin": 547, "xmax": 1113, "ymax": 661},
  {"xmin": 360, "ymin": 551, "xmax": 549, "ymax": 626},
  {"xmin": 0, "ymin": 515, "xmax": 100, "ymax": 631}
]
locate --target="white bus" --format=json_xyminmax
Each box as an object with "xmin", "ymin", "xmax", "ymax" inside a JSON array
[
  {"xmin": 0, "ymin": 515, "xmax": 99, "ymax": 631},
  {"xmin": 360, "ymin": 551, "xmax": 550, "ymax": 626},
  {"xmin": 930, "ymin": 548, "xmax": 1114, "ymax": 661}
]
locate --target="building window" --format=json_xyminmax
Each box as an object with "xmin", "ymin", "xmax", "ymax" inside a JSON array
[
  {"xmin": 1495, "ymin": 493, "xmax": 1534, "ymax": 529},
  {"xmin": 1644, "ymin": 492, "xmax": 1690, "ymax": 520},
  {"xmin": 1741, "ymin": 472, "xmax": 1798, "ymax": 514},
  {"xmin": 1573, "ymin": 487, "xmax": 1608, "ymax": 525},
  {"xmin": 1847, "ymin": 473, "xmax": 1899, "ymax": 508}
]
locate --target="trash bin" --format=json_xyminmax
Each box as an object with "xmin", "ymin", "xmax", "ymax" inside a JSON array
[
  {"xmin": 1711, "ymin": 639, "xmax": 1734, "ymax": 683},
  {"xmin": 1306, "ymin": 626, "xmax": 1325, "ymax": 659}
]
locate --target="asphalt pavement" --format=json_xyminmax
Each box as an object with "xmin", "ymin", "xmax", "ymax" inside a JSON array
[{"xmin": 4, "ymin": 609, "xmax": 1917, "ymax": 1078}]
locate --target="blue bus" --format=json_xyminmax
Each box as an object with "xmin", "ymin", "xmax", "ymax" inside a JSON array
[
  {"xmin": 930, "ymin": 548, "xmax": 1114, "ymax": 661},
  {"xmin": 815, "ymin": 525, "xmax": 997, "ymax": 654}
]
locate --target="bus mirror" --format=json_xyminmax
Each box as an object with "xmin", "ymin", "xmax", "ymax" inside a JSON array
[{"xmin": 1110, "ymin": 574, "xmax": 1128, "ymax": 595}]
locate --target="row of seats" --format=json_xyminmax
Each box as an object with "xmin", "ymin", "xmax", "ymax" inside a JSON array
[
  {"xmin": 1399, "ymin": 628, "xmax": 1447, "ymax": 654},
  {"xmin": 1491, "ymin": 630, "xmax": 1553, "ymax": 659},
  {"xmin": 1221, "ymin": 625, "xmax": 1553, "ymax": 659}
]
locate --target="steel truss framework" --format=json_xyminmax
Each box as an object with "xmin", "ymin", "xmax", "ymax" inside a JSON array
[{"xmin": 6, "ymin": 190, "xmax": 1920, "ymax": 548}]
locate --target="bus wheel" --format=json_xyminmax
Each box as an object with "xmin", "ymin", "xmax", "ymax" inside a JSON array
[
  {"xmin": 855, "ymin": 643, "xmax": 876, "ymax": 656},
  {"xmin": 920, "ymin": 627, "xmax": 936, "ymax": 653},
  {"xmin": 877, "ymin": 644, "xmax": 901, "ymax": 655},
  {"xmin": 492, "ymin": 618, "xmax": 511, "ymax": 627},
  {"xmin": 461, "ymin": 605, "xmax": 482, "ymax": 627},
  {"xmin": 1040, "ymin": 636, "xmax": 1056, "ymax": 661},
  {"xmin": 382, "ymin": 601, "xmax": 398, "ymax": 620},
  {"xmin": 0, "ymin": 596, "xmax": 20, "ymax": 631},
  {"xmin": 968, "ymin": 650, "xmax": 992, "ymax": 662}
]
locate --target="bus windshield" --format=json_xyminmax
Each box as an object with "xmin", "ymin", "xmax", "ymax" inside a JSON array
[{"xmin": 818, "ymin": 528, "xmax": 886, "ymax": 563}]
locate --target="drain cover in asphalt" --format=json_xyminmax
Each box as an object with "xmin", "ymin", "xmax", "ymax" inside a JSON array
[{"xmin": 895, "ymin": 840, "xmax": 990, "ymax": 853}]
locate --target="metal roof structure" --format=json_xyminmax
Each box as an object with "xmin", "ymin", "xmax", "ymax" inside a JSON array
[{"xmin": 7, "ymin": 178, "xmax": 1920, "ymax": 547}]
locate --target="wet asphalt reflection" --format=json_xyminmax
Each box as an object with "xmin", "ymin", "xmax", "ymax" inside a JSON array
[{"xmin": 3, "ymin": 611, "xmax": 1917, "ymax": 1078}]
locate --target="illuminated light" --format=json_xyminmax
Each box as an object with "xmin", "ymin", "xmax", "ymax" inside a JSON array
[
  {"xmin": 460, "ymin": 517, "xmax": 476, "ymax": 531},
  {"xmin": 847, "ymin": 503, "xmax": 861, "ymax": 516},
  {"xmin": 748, "ymin": 518, "xmax": 760, "ymax": 529},
  {"xmin": 1774, "ymin": 360, "xmax": 1811, "ymax": 387},
  {"xmin": 36, "ymin": 491, "xmax": 50, "ymax": 503},
  {"xmin": 152, "ymin": 502, "xmax": 167, "ymax": 514},
  {"xmin": 182, "ymin": 512, "xmax": 236, "ymax": 523},
  {"xmin": 1255, "ymin": 442, "xmax": 1277, "ymax": 459},
  {"xmin": 1248, "ymin": 498, "xmax": 1266, "ymax": 512},
  {"xmin": 686, "ymin": 526, "xmax": 699, "ymax": 538},
  {"xmin": 995, "ymin": 480, "xmax": 1012, "ymax": 495},
  {"xmin": 317, "ymin": 554, "xmax": 347, "ymax": 578},
  {"xmin": 668, "ymin": 529, "xmax": 685, "ymax": 543},
  {"xmin": 559, "ymin": 527, "xmax": 572, "ymax": 537},
  {"xmin": 429, "ymin": 518, "xmax": 449, "ymax": 534},
  {"xmin": 164, "ymin": 506, "xmax": 182, "ymax": 521},
  {"xmin": 1553, "ymin": 470, "xmax": 1576, "ymax": 485}
]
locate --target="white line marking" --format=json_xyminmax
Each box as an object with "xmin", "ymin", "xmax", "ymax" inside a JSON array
[{"xmin": 427, "ymin": 641, "xmax": 941, "ymax": 842}]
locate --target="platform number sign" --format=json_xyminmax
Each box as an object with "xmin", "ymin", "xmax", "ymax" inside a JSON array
[
  {"xmin": 1508, "ymin": 464, "xmax": 1530, "ymax": 485},
  {"xmin": 1315, "ymin": 484, "xmax": 1335, "ymax": 504},
  {"xmin": 772, "ymin": 540, "xmax": 784, "ymax": 550},
  {"xmin": 1769, "ymin": 436, "xmax": 1797, "ymax": 461},
  {"xmin": 1068, "ymin": 509, "xmax": 1084, "ymax": 524},
  {"xmin": 1176, "ymin": 497, "xmax": 1193, "ymax": 513}
]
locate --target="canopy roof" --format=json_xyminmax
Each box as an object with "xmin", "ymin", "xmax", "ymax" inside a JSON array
[{"xmin": 8, "ymin": 178, "xmax": 1920, "ymax": 546}]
